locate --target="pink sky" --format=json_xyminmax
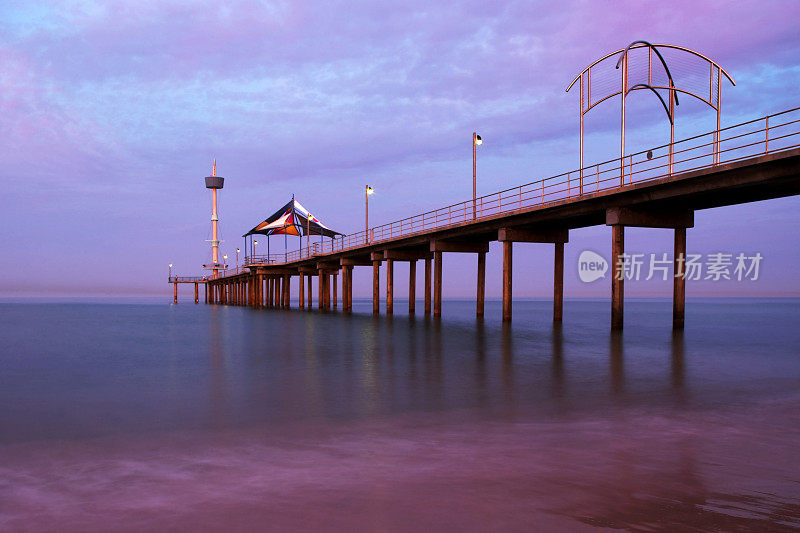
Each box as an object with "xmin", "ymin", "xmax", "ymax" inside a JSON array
[{"xmin": 1, "ymin": 1, "xmax": 799, "ymax": 298}]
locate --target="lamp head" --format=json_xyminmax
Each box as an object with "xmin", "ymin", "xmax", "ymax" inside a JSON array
[
  {"xmin": 474, "ymin": 134, "xmax": 482, "ymax": 146},
  {"xmin": 236, "ymin": 248, "xmax": 240, "ymax": 253},
  {"xmin": 169, "ymin": 263, "xmax": 173, "ymax": 268},
  {"xmin": 366, "ymin": 185, "xmax": 374, "ymax": 195}
]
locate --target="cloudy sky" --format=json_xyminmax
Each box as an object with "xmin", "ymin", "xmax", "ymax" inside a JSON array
[{"xmin": 2, "ymin": 0, "xmax": 799, "ymax": 298}]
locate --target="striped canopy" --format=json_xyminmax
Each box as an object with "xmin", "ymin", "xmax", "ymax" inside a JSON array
[{"xmin": 243, "ymin": 197, "xmax": 343, "ymax": 238}]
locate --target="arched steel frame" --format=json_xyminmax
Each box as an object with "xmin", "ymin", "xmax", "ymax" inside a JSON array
[{"xmin": 566, "ymin": 42, "xmax": 735, "ymax": 188}]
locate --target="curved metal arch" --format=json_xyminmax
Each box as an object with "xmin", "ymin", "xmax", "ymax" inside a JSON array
[
  {"xmin": 615, "ymin": 40, "xmax": 679, "ymax": 106},
  {"xmin": 584, "ymin": 85, "xmax": 720, "ymax": 115},
  {"xmin": 626, "ymin": 84, "xmax": 674, "ymax": 125},
  {"xmin": 566, "ymin": 43, "xmax": 735, "ymax": 93}
]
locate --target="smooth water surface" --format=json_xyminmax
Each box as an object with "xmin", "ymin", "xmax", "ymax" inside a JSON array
[{"xmin": 1, "ymin": 299, "xmax": 799, "ymax": 531}]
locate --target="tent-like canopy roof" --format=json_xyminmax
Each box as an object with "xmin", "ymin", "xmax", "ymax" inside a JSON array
[{"xmin": 243, "ymin": 197, "xmax": 343, "ymax": 238}]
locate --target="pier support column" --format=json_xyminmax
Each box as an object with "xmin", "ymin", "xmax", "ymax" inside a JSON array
[
  {"xmin": 428, "ymin": 240, "xmax": 490, "ymax": 318},
  {"xmin": 333, "ymin": 272, "xmax": 338, "ymax": 310},
  {"xmin": 284, "ymin": 274, "xmax": 291, "ymax": 309},
  {"xmin": 476, "ymin": 252, "xmax": 486, "ymax": 318},
  {"xmin": 673, "ymin": 227, "xmax": 686, "ymax": 330},
  {"xmin": 316, "ymin": 274, "xmax": 321, "ymax": 310},
  {"xmin": 554, "ymin": 242, "xmax": 564, "ymax": 323},
  {"xmin": 409, "ymin": 260, "xmax": 416, "ymax": 315},
  {"xmin": 275, "ymin": 276, "xmax": 281, "ymax": 309},
  {"xmin": 323, "ymin": 273, "xmax": 330, "ymax": 310},
  {"xmin": 502, "ymin": 242, "xmax": 512, "ymax": 322},
  {"xmin": 372, "ymin": 259, "xmax": 381, "ymax": 315},
  {"xmin": 424, "ymin": 257, "xmax": 431, "ymax": 315},
  {"xmin": 433, "ymin": 251, "xmax": 443, "ymax": 317},
  {"xmin": 341, "ymin": 265, "xmax": 353, "ymax": 313},
  {"xmin": 299, "ymin": 274, "xmax": 305, "ymax": 309},
  {"xmin": 611, "ymin": 225, "xmax": 625, "ymax": 330},
  {"xmin": 341, "ymin": 269, "xmax": 348, "ymax": 312},
  {"xmin": 307, "ymin": 275, "xmax": 313, "ymax": 309},
  {"xmin": 194, "ymin": 282, "xmax": 199, "ymax": 304},
  {"xmin": 498, "ymin": 228, "xmax": 569, "ymax": 323},
  {"xmin": 386, "ymin": 259, "xmax": 394, "ymax": 315},
  {"xmin": 605, "ymin": 207, "xmax": 694, "ymax": 330},
  {"xmin": 173, "ymin": 282, "xmax": 178, "ymax": 304}
]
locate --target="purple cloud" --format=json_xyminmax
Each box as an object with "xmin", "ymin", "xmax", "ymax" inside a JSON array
[{"xmin": 1, "ymin": 1, "xmax": 799, "ymax": 297}]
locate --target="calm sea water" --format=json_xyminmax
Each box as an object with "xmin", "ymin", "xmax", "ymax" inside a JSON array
[{"xmin": 1, "ymin": 299, "xmax": 799, "ymax": 531}]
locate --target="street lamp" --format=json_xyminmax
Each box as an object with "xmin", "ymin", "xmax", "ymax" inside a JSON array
[
  {"xmin": 236, "ymin": 248, "xmax": 240, "ymax": 270},
  {"xmin": 254, "ymin": 240, "xmax": 258, "ymax": 259},
  {"xmin": 223, "ymin": 255, "xmax": 228, "ymax": 274},
  {"xmin": 473, "ymin": 132, "xmax": 482, "ymax": 219},
  {"xmin": 365, "ymin": 185, "xmax": 374, "ymax": 244},
  {"xmin": 169, "ymin": 263, "xmax": 173, "ymax": 279}
]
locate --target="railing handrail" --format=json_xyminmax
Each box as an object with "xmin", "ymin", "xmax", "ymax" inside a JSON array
[{"xmin": 213, "ymin": 105, "xmax": 800, "ymax": 275}]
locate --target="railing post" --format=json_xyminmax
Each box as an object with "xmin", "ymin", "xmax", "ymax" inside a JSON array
[
  {"xmin": 765, "ymin": 116, "xmax": 770, "ymax": 154},
  {"xmin": 628, "ymin": 155, "xmax": 633, "ymax": 184},
  {"xmin": 596, "ymin": 164, "xmax": 599, "ymax": 191}
]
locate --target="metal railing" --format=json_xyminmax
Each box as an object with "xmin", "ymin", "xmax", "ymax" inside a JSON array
[
  {"xmin": 238, "ymin": 106, "xmax": 800, "ymax": 270},
  {"xmin": 168, "ymin": 276, "xmax": 209, "ymax": 282},
  {"xmin": 244, "ymin": 254, "xmax": 283, "ymax": 266}
]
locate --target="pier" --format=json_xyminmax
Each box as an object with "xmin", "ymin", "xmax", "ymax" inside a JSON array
[
  {"xmin": 191, "ymin": 106, "xmax": 800, "ymax": 329},
  {"xmin": 172, "ymin": 42, "xmax": 800, "ymax": 329}
]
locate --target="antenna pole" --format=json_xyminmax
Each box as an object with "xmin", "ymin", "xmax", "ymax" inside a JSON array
[
  {"xmin": 211, "ymin": 160, "xmax": 219, "ymax": 278},
  {"xmin": 204, "ymin": 158, "xmax": 225, "ymax": 279}
]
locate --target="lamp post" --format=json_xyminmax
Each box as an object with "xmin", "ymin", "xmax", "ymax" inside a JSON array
[
  {"xmin": 473, "ymin": 132, "xmax": 482, "ymax": 219},
  {"xmin": 236, "ymin": 248, "xmax": 240, "ymax": 271},
  {"xmin": 169, "ymin": 263, "xmax": 173, "ymax": 280},
  {"xmin": 365, "ymin": 185, "xmax": 374, "ymax": 244},
  {"xmin": 254, "ymin": 240, "xmax": 258, "ymax": 260},
  {"xmin": 223, "ymin": 255, "xmax": 228, "ymax": 274}
]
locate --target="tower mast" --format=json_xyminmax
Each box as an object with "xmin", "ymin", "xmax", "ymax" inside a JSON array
[{"xmin": 204, "ymin": 159, "xmax": 225, "ymax": 279}]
